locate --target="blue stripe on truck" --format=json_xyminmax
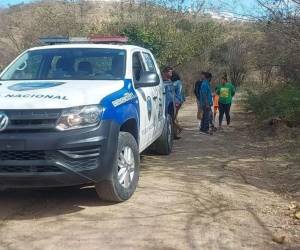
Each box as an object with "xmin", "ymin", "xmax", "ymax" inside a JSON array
[{"xmin": 100, "ymin": 79, "xmax": 140, "ymax": 127}]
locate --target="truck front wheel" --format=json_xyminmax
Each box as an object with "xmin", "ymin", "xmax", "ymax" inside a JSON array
[
  {"xmin": 153, "ymin": 113, "xmax": 174, "ymax": 155},
  {"xmin": 95, "ymin": 132, "xmax": 140, "ymax": 202}
]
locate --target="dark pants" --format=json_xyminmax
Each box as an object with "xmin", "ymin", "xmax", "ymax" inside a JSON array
[
  {"xmin": 209, "ymin": 110, "xmax": 214, "ymax": 128},
  {"xmin": 174, "ymin": 103, "xmax": 182, "ymax": 138},
  {"xmin": 200, "ymin": 107, "xmax": 211, "ymax": 132},
  {"xmin": 219, "ymin": 103, "xmax": 231, "ymax": 126}
]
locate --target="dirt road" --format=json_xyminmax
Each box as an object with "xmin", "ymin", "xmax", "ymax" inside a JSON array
[{"xmin": 0, "ymin": 100, "xmax": 299, "ymax": 250}]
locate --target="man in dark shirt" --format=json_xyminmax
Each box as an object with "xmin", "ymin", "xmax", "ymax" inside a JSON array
[
  {"xmin": 162, "ymin": 66, "xmax": 180, "ymax": 139},
  {"xmin": 194, "ymin": 73, "xmax": 204, "ymax": 121},
  {"xmin": 197, "ymin": 72, "xmax": 213, "ymax": 134}
]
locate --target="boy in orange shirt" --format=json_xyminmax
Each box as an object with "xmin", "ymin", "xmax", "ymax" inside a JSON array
[{"xmin": 213, "ymin": 92, "xmax": 219, "ymax": 122}]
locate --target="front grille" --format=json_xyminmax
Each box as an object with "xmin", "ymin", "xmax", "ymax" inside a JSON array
[
  {"xmin": 0, "ymin": 151, "xmax": 46, "ymax": 161},
  {"xmin": 3, "ymin": 109, "xmax": 61, "ymax": 133},
  {"xmin": 0, "ymin": 165, "xmax": 62, "ymax": 173},
  {"xmin": 0, "ymin": 146, "xmax": 100, "ymax": 172}
]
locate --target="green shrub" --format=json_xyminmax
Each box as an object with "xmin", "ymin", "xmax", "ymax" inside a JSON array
[{"xmin": 246, "ymin": 84, "xmax": 300, "ymax": 124}]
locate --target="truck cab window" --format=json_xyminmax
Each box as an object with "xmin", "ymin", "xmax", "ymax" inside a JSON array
[
  {"xmin": 142, "ymin": 52, "xmax": 157, "ymax": 73},
  {"xmin": 132, "ymin": 52, "xmax": 144, "ymax": 82}
]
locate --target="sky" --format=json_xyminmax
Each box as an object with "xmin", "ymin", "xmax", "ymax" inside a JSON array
[
  {"xmin": 0, "ymin": 0, "xmax": 261, "ymax": 16},
  {"xmin": 1, "ymin": 0, "xmax": 31, "ymax": 6}
]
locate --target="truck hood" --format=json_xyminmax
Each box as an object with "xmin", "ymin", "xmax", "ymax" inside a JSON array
[{"xmin": 0, "ymin": 80, "xmax": 124, "ymax": 109}]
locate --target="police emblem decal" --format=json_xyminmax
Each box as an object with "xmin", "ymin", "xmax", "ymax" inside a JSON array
[{"xmin": 8, "ymin": 82, "xmax": 65, "ymax": 92}]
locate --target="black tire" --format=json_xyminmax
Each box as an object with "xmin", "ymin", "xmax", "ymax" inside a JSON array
[
  {"xmin": 95, "ymin": 132, "xmax": 140, "ymax": 202},
  {"xmin": 153, "ymin": 113, "xmax": 174, "ymax": 155}
]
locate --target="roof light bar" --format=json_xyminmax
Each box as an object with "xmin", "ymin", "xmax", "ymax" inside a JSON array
[
  {"xmin": 89, "ymin": 35, "xmax": 128, "ymax": 44},
  {"xmin": 69, "ymin": 37, "xmax": 89, "ymax": 43},
  {"xmin": 39, "ymin": 36, "xmax": 129, "ymax": 45},
  {"xmin": 39, "ymin": 36, "xmax": 69, "ymax": 45}
]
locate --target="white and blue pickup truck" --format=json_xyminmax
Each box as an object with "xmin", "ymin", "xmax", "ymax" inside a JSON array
[{"xmin": 0, "ymin": 37, "xmax": 175, "ymax": 202}]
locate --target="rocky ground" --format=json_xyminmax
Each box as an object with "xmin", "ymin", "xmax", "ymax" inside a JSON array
[{"xmin": 0, "ymin": 99, "xmax": 299, "ymax": 250}]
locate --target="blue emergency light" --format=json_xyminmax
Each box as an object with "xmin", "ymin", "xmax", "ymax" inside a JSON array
[{"xmin": 39, "ymin": 36, "xmax": 70, "ymax": 45}]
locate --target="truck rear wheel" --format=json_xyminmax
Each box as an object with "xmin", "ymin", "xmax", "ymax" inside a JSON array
[
  {"xmin": 154, "ymin": 113, "xmax": 174, "ymax": 155},
  {"xmin": 95, "ymin": 132, "xmax": 140, "ymax": 202}
]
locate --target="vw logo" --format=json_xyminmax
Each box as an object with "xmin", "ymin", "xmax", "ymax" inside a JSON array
[{"xmin": 0, "ymin": 112, "xmax": 9, "ymax": 132}]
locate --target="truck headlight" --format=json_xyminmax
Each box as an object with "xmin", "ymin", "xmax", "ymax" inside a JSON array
[{"xmin": 56, "ymin": 105, "xmax": 102, "ymax": 131}]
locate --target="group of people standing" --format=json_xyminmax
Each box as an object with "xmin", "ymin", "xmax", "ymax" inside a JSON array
[
  {"xmin": 194, "ymin": 72, "xmax": 236, "ymax": 135},
  {"xmin": 161, "ymin": 67, "xmax": 236, "ymax": 138}
]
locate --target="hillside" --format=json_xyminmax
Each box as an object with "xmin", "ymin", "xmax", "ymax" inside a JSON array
[
  {"xmin": 0, "ymin": 0, "xmax": 299, "ymax": 128},
  {"xmin": 0, "ymin": 0, "xmax": 114, "ymax": 69}
]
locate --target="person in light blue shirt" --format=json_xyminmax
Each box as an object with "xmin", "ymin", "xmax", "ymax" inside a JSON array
[
  {"xmin": 172, "ymin": 71, "xmax": 185, "ymax": 106},
  {"xmin": 197, "ymin": 72, "xmax": 213, "ymax": 134},
  {"xmin": 171, "ymin": 71, "xmax": 185, "ymax": 138}
]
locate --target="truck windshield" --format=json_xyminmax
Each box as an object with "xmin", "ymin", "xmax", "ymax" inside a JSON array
[{"xmin": 0, "ymin": 48, "xmax": 126, "ymax": 81}]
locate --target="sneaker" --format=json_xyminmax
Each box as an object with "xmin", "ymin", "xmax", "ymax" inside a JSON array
[
  {"xmin": 178, "ymin": 127, "xmax": 183, "ymax": 134},
  {"xmin": 199, "ymin": 130, "xmax": 210, "ymax": 135}
]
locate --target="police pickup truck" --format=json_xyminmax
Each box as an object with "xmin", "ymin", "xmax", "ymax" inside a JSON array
[{"xmin": 0, "ymin": 36, "xmax": 175, "ymax": 202}]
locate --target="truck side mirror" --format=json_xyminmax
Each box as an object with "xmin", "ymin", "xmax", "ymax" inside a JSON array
[{"xmin": 135, "ymin": 72, "xmax": 160, "ymax": 88}]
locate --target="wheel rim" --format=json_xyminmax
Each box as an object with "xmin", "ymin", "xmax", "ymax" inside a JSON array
[{"xmin": 117, "ymin": 146, "xmax": 135, "ymax": 188}]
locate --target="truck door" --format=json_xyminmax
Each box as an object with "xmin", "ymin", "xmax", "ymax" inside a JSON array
[
  {"xmin": 132, "ymin": 51, "xmax": 156, "ymax": 151},
  {"xmin": 141, "ymin": 52, "xmax": 164, "ymax": 140}
]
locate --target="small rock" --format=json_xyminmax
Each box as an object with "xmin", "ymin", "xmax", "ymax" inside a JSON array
[
  {"xmin": 288, "ymin": 202, "xmax": 298, "ymax": 210},
  {"xmin": 272, "ymin": 235, "xmax": 285, "ymax": 244},
  {"xmin": 295, "ymin": 211, "xmax": 300, "ymax": 220}
]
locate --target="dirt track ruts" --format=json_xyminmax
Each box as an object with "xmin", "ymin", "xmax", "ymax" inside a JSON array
[{"xmin": 0, "ymin": 99, "xmax": 299, "ymax": 250}]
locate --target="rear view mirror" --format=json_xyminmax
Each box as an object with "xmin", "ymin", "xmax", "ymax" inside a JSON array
[{"xmin": 135, "ymin": 72, "xmax": 160, "ymax": 88}]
